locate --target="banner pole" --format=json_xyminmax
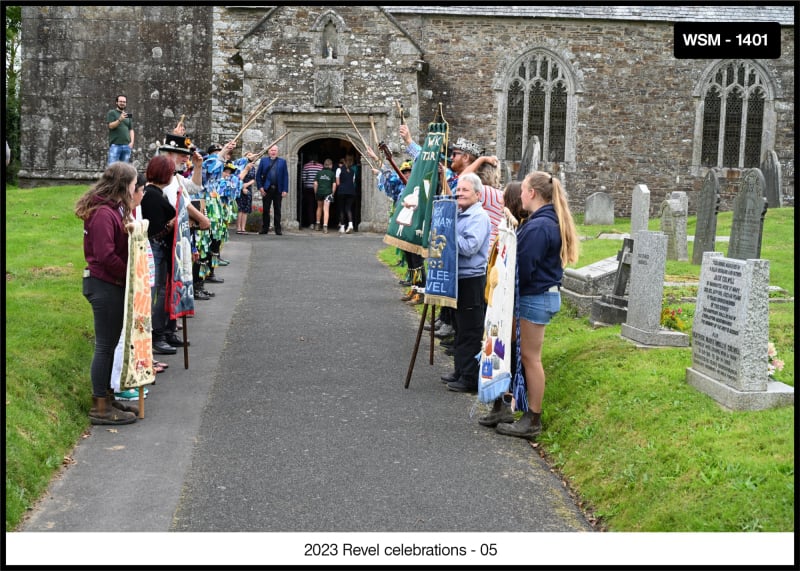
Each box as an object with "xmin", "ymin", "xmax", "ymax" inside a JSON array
[
  {"xmin": 404, "ymin": 303, "xmax": 429, "ymax": 389},
  {"xmin": 182, "ymin": 315, "xmax": 189, "ymax": 369},
  {"xmin": 429, "ymin": 304, "xmax": 436, "ymax": 365}
]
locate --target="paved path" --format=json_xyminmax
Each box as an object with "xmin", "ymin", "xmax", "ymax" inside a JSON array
[{"xmin": 18, "ymin": 229, "xmax": 591, "ymax": 563}]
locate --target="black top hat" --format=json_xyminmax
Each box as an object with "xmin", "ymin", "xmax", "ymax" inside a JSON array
[
  {"xmin": 158, "ymin": 134, "xmax": 193, "ymax": 155},
  {"xmin": 207, "ymin": 143, "xmax": 223, "ymax": 154}
]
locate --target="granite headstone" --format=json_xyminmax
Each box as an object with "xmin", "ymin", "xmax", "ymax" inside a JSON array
[
  {"xmin": 691, "ymin": 169, "xmax": 721, "ymax": 265},
  {"xmin": 630, "ymin": 184, "xmax": 650, "ymax": 237},
  {"xmin": 584, "ymin": 192, "xmax": 614, "ymax": 225},
  {"xmin": 686, "ymin": 252, "xmax": 793, "ymax": 410},
  {"xmin": 659, "ymin": 194, "xmax": 688, "ymax": 262},
  {"xmin": 760, "ymin": 149, "xmax": 783, "ymax": 208},
  {"xmin": 621, "ymin": 231, "xmax": 689, "ymax": 347},
  {"xmin": 727, "ymin": 168, "xmax": 768, "ymax": 261}
]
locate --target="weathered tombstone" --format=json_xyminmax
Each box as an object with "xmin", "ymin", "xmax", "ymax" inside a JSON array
[
  {"xmin": 727, "ymin": 169, "xmax": 768, "ymax": 261},
  {"xmin": 621, "ymin": 231, "xmax": 689, "ymax": 346},
  {"xmin": 686, "ymin": 252, "xmax": 793, "ymax": 410},
  {"xmin": 691, "ymin": 169, "xmax": 721, "ymax": 265},
  {"xmin": 584, "ymin": 192, "xmax": 615, "ymax": 225},
  {"xmin": 516, "ymin": 135, "xmax": 540, "ymax": 180},
  {"xmin": 760, "ymin": 150, "xmax": 783, "ymax": 208},
  {"xmin": 630, "ymin": 184, "xmax": 650, "ymax": 237},
  {"xmin": 589, "ymin": 238, "xmax": 633, "ymax": 326},
  {"xmin": 561, "ymin": 255, "xmax": 620, "ymax": 317},
  {"xmin": 659, "ymin": 194, "xmax": 688, "ymax": 262}
]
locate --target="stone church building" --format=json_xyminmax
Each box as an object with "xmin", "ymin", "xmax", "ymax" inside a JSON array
[{"xmin": 19, "ymin": 5, "xmax": 794, "ymax": 231}]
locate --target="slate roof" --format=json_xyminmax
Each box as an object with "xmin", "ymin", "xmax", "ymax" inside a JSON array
[{"xmin": 385, "ymin": 5, "xmax": 795, "ymax": 25}]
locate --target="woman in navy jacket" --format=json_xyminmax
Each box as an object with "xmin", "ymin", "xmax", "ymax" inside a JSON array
[{"xmin": 495, "ymin": 171, "xmax": 579, "ymax": 440}]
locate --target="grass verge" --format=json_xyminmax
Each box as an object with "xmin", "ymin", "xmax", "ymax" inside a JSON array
[{"xmin": 379, "ymin": 209, "xmax": 794, "ymax": 531}]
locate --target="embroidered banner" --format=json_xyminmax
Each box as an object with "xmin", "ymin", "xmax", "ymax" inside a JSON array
[
  {"xmin": 168, "ymin": 188, "xmax": 195, "ymax": 319},
  {"xmin": 120, "ymin": 220, "xmax": 155, "ymax": 390},
  {"xmin": 424, "ymin": 196, "xmax": 458, "ymax": 308},
  {"xmin": 478, "ymin": 212, "xmax": 518, "ymax": 403},
  {"xmin": 384, "ymin": 121, "xmax": 448, "ymax": 256}
]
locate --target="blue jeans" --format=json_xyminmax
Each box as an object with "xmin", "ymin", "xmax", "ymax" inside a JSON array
[{"xmin": 108, "ymin": 144, "xmax": 132, "ymax": 165}]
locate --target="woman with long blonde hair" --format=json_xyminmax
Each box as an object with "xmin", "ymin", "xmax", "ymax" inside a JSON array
[
  {"xmin": 494, "ymin": 171, "xmax": 578, "ymax": 440},
  {"xmin": 76, "ymin": 161, "xmax": 139, "ymax": 425}
]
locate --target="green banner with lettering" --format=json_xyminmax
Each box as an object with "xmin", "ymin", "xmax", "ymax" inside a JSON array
[{"xmin": 383, "ymin": 121, "xmax": 448, "ymax": 256}]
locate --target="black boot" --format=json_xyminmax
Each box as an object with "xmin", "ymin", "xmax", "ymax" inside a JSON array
[
  {"xmin": 495, "ymin": 410, "xmax": 542, "ymax": 440},
  {"xmin": 478, "ymin": 395, "xmax": 515, "ymax": 427}
]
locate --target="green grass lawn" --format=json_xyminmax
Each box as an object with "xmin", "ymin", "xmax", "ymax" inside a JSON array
[{"xmin": 5, "ymin": 185, "xmax": 795, "ymax": 532}]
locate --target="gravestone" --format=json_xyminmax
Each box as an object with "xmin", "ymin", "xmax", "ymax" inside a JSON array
[
  {"xmin": 561, "ymin": 256, "xmax": 619, "ymax": 316},
  {"xmin": 584, "ymin": 192, "xmax": 614, "ymax": 225},
  {"xmin": 691, "ymin": 169, "xmax": 721, "ymax": 265},
  {"xmin": 760, "ymin": 150, "xmax": 783, "ymax": 208},
  {"xmin": 589, "ymin": 238, "xmax": 633, "ymax": 326},
  {"xmin": 630, "ymin": 184, "xmax": 650, "ymax": 237},
  {"xmin": 686, "ymin": 252, "xmax": 793, "ymax": 410},
  {"xmin": 621, "ymin": 231, "xmax": 689, "ymax": 347},
  {"xmin": 516, "ymin": 135, "xmax": 541, "ymax": 180},
  {"xmin": 727, "ymin": 169, "xmax": 768, "ymax": 261},
  {"xmin": 659, "ymin": 193, "xmax": 688, "ymax": 261}
]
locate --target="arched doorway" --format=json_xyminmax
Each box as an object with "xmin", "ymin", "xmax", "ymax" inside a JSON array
[{"xmin": 296, "ymin": 138, "xmax": 363, "ymax": 230}]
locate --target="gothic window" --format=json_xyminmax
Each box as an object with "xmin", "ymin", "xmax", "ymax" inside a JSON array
[
  {"xmin": 499, "ymin": 50, "xmax": 577, "ymax": 170},
  {"xmin": 697, "ymin": 60, "xmax": 771, "ymax": 169}
]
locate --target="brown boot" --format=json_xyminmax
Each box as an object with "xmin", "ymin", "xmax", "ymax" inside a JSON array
[
  {"xmin": 400, "ymin": 289, "xmax": 415, "ymax": 301},
  {"xmin": 107, "ymin": 389, "xmax": 139, "ymax": 416},
  {"xmin": 407, "ymin": 293, "xmax": 424, "ymax": 305},
  {"xmin": 89, "ymin": 395, "xmax": 136, "ymax": 425}
]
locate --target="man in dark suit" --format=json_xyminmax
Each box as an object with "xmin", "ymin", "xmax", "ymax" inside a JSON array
[{"xmin": 256, "ymin": 144, "xmax": 290, "ymax": 235}]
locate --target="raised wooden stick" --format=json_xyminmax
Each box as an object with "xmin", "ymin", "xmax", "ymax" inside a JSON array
[
  {"xmin": 232, "ymin": 96, "xmax": 279, "ymax": 144},
  {"xmin": 341, "ymin": 105, "xmax": 374, "ymax": 155},
  {"xmin": 345, "ymin": 135, "xmax": 379, "ymax": 171},
  {"xmin": 252, "ymin": 130, "xmax": 291, "ymax": 161},
  {"xmin": 369, "ymin": 115, "xmax": 379, "ymax": 148},
  {"xmin": 395, "ymin": 100, "xmax": 405, "ymax": 125}
]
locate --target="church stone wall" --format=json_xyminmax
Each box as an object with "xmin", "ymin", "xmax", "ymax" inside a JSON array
[
  {"xmin": 19, "ymin": 6, "xmax": 794, "ymax": 220},
  {"xmin": 390, "ymin": 13, "xmax": 795, "ymax": 216},
  {"xmin": 19, "ymin": 6, "xmax": 213, "ymax": 183}
]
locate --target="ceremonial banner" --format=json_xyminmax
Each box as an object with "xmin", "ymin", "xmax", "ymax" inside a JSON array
[
  {"xmin": 384, "ymin": 121, "xmax": 448, "ymax": 256},
  {"xmin": 168, "ymin": 189, "xmax": 195, "ymax": 320},
  {"xmin": 424, "ymin": 196, "xmax": 458, "ymax": 308},
  {"xmin": 119, "ymin": 220, "xmax": 155, "ymax": 391},
  {"xmin": 478, "ymin": 212, "xmax": 518, "ymax": 403}
]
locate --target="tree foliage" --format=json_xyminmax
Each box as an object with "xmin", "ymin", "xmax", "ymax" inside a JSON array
[{"xmin": 5, "ymin": 5, "xmax": 22, "ymax": 183}]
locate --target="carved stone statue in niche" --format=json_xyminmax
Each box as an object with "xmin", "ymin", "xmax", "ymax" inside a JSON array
[
  {"xmin": 322, "ymin": 22, "xmax": 337, "ymax": 59},
  {"xmin": 314, "ymin": 70, "xmax": 343, "ymax": 107}
]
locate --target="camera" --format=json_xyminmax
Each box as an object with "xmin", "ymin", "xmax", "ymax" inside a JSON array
[{"xmin": 125, "ymin": 112, "xmax": 133, "ymax": 119}]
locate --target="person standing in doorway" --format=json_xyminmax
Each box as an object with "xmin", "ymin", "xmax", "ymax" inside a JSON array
[
  {"xmin": 335, "ymin": 155, "xmax": 357, "ymax": 233},
  {"xmin": 314, "ymin": 158, "xmax": 337, "ymax": 233},
  {"xmin": 106, "ymin": 94, "xmax": 135, "ymax": 165},
  {"xmin": 302, "ymin": 154, "xmax": 323, "ymax": 229},
  {"xmin": 257, "ymin": 144, "xmax": 289, "ymax": 235}
]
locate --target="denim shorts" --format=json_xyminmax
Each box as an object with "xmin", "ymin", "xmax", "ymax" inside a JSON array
[{"xmin": 518, "ymin": 292, "xmax": 561, "ymax": 325}]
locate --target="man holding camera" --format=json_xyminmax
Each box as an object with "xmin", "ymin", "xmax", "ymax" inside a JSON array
[{"xmin": 107, "ymin": 94, "xmax": 135, "ymax": 165}]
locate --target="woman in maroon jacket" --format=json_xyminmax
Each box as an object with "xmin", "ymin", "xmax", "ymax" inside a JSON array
[{"xmin": 75, "ymin": 161, "xmax": 139, "ymax": 425}]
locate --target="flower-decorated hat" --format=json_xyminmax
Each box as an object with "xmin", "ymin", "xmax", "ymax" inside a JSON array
[
  {"xmin": 223, "ymin": 162, "xmax": 236, "ymax": 172},
  {"xmin": 451, "ymin": 137, "xmax": 481, "ymax": 158},
  {"xmin": 158, "ymin": 133, "xmax": 193, "ymax": 155},
  {"xmin": 400, "ymin": 160, "xmax": 413, "ymax": 172}
]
